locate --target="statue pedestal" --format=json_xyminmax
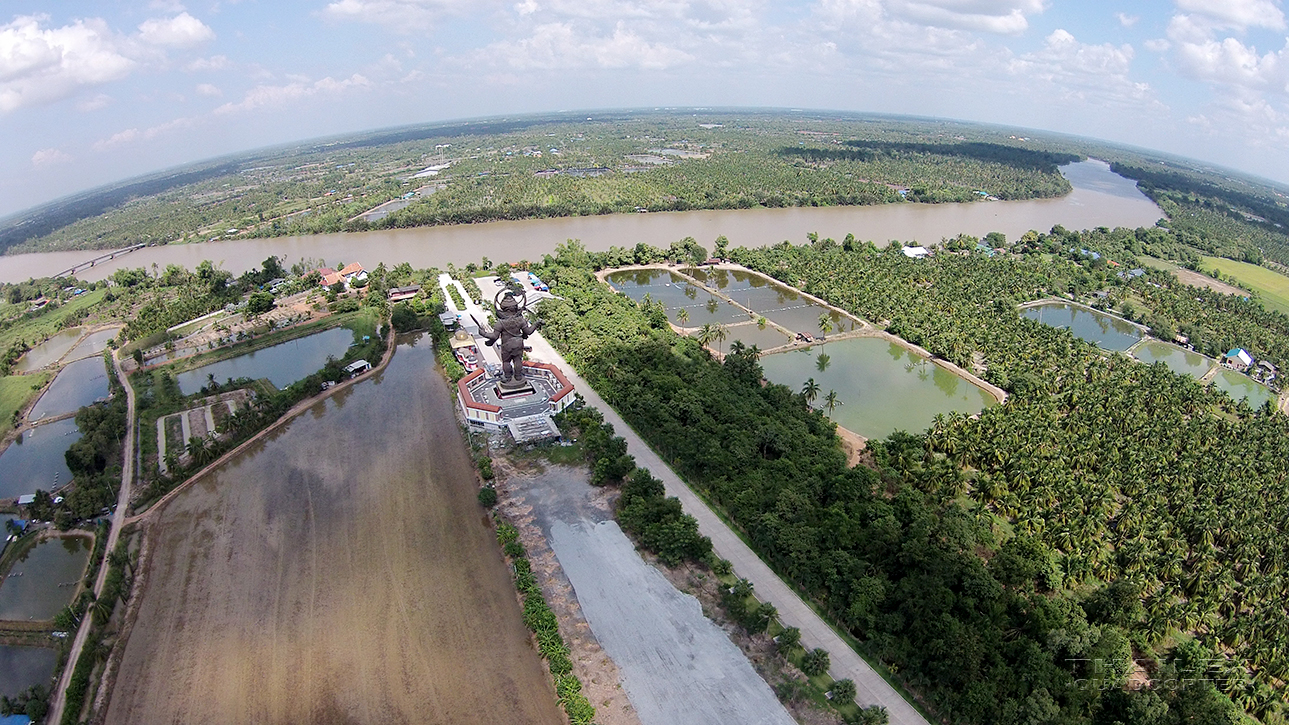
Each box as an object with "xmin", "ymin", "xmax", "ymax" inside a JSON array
[{"xmin": 494, "ymin": 381, "xmax": 537, "ymax": 399}]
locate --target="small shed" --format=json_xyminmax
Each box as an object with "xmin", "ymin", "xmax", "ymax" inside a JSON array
[
  {"xmin": 1224, "ymin": 348, "xmax": 1254, "ymax": 370},
  {"xmin": 16, "ymin": 494, "xmax": 36, "ymax": 506},
  {"xmin": 902, "ymin": 246, "xmax": 929, "ymax": 259}
]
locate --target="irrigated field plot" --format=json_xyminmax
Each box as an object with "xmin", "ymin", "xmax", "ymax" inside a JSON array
[
  {"xmin": 106, "ymin": 339, "xmax": 563, "ymax": 725},
  {"xmin": 1200, "ymin": 256, "xmax": 1289, "ymax": 315}
]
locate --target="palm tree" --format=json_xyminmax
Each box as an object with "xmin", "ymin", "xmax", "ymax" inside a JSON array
[
  {"xmin": 801, "ymin": 378, "xmax": 821, "ymax": 406},
  {"xmin": 824, "ymin": 390, "xmax": 841, "ymax": 415},
  {"xmin": 697, "ymin": 323, "xmax": 716, "ymax": 350},
  {"xmin": 676, "ymin": 308, "xmax": 689, "ymax": 326},
  {"xmin": 713, "ymin": 324, "xmax": 728, "ymax": 355},
  {"xmin": 818, "ymin": 312, "xmax": 833, "ymax": 340}
]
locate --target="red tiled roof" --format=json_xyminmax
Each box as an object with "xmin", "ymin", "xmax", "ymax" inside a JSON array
[
  {"xmin": 457, "ymin": 369, "xmax": 501, "ymax": 413},
  {"xmin": 340, "ymin": 262, "xmax": 365, "ymax": 276}
]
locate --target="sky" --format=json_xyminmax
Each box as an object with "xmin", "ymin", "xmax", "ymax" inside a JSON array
[{"xmin": 5, "ymin": 0, "xmax": 1289, "ymax": 217}]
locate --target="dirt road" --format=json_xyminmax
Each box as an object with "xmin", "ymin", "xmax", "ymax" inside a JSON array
[{"xmin": 104, "ymin": 337, "xmax": 563, "ymax": 725}]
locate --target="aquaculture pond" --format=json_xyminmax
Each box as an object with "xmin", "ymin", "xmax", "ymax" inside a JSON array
[
  {"xmin": 12, "ymin": 328, "xmax": 83, "ymax": 372},
  {"xmin": 0, "ymin": 536, "xmax": 91, "ymax": 621},
  {"xmin": 175, "ymin": 326, "xmax": 355, "ymax": 395},
  {"xmin": 758, "ymin": 337, "xmax": 995, "ymax": 439},
  {"xmin": 0, "ymin": 646, "xmax": 56, "ymax": 698},
  {"xmin": 28, "ymin": 356, "xmax": 110, "ymax": 420},
  {"xmin": 64, "ymin": 328, "xmax": 120, "ymax": 362},
  {"xmin": 1131, "ymin": 341, "xmax": 1214, "ymax": 378},
  {"xmin": 688, "ymin": 267, "xmax": 861, "ymax": 335},
  {"xmin": 707, "ymin": 322, "xmax": 792, "ymax": 351},
  {"xmin": 1210, "ymin": 369, "xmax": 1275, "ymax": 409},
  {"xmin": 0, "ymin": 418, "xmax": 80, "ymax": 500},
  {"xmin": 1021, "ymin": 303, "xmax": 1142, "ymax": 351},
  {"xmin": 605, "ymin": 269, "xmax": 747, "ymax": 327}
]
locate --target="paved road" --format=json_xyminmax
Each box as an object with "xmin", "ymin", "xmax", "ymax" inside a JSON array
[
  {"xmin": 48, "ymin": 352, "xmax": 139, "ymax": 725},
  {"xmin": 525, "ymin": 333, "xmax": 930, "ymax": 725}
]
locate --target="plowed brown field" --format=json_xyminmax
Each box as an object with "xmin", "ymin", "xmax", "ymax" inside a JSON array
[{"xmin": 105, "ymin": 338, "xmax": 562, "ymax": 725}]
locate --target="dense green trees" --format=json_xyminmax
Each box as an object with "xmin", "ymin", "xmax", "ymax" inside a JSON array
[{"xmin": 532, "ymin": 240, "xmax": 1279, "ymax": 725}]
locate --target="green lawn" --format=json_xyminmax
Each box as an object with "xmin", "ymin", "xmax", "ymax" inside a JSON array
[
  {"xmin": 1200, "ymin": 256, "xmax": 1289, "ymax": 316},
  {"xmin": 0, "ymin": 372, "xmax": 52, "ymax": 435},
  {"xmin": 0, "ymin": 289, "xmax": 108, "ymax": 351}
]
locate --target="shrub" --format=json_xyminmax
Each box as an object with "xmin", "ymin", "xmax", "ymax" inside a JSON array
[
  {"xmin": 477, "ymin": 486, "xmax": 497, "ymax": 507},
  {"xmin": 830, "ymin": 678, "xmax": 857, "ymax": 703},
  {"xmin": 802, "ymin": 648, "xmax": 830, "ymax": 677}
]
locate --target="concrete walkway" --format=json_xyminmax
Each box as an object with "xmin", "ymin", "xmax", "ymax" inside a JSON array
[{"xmin": 525, "ymin": 333, "xmax": 930, "ymax": 725}]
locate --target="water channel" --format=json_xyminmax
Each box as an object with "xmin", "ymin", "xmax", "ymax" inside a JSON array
[
  {"xmin": 759, "ymin": 338, "xmax": 995, "ymax": 439},
  {"xmin": 0, "ymin": 536, "xmax": 91, "ymax": 621},
  {"xmin": 106, "ymin": 337, "xmax": 564, "ymax": 724},
  {"xmin": 174, "ymin": 326, "xmax": 355, "ymax": 395},
  {"xmin": 12, "ymin": 329, "xmax": 82, "ymax": 373},
  {"xmin": 0, "ymin": 418, "xmax": 80, "ymax": 499},
  {"xmin": 0, "ymin": 645, "xmax": 56, "ymax": 699},
  {"xmin": 0, "ymin": 160, "xmax": 1161, "ymax": 283},
  {"xmin": 1021, "ymin": 303, "xmax": 1143, "ymax": 351},
  {"xmin": 28, "ymin": 356, "xmax": 110, "ymax": 420}
]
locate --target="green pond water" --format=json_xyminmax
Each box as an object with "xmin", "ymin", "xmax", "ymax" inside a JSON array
[
  {"xmin": 0, "ymin": 536, "xmax": 91, "ymax": 621},
  {"xmin": 12, "ymin": 328, "xmax": 83, "ymax": 372},
  {"xmin": 0, "ymin": 645, "xmax": 56, "ymax": 698},
  {"xmin": 758, "ymin": 337, "xmax": 995, "ymax": 439},
  {"xmin": 1132, "ymin": 341, "xmax": 1214, "ymax": 378},
  {"xmin": 688, "ymin": 267, "xmax": 859, "ymax": 334},
  {"xmin": 176, "ymin": 326, "xmax": 355, "ymax": 395},
  {"xmin": 709, "ymin": 322, "xmax": 792, "ymax": 351},
  {"xmin": 0, "ymin": 418, "xmax": 80, "ymax": 499},
  {"xmin": 1021, "ymin": 303, "xmax": 1142, "ymax": 351},
  {"xmin": 1210, "ymin": 368, "xmax": 1275, "ymax": 409},
  {"xmin": 29, "ymin": 356, "xmax": 110, "ymax": 420}
]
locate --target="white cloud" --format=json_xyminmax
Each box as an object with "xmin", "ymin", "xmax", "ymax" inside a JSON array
[
  {"xmin": 77, "ymin": 93, "xmax": 113, "ymax": 111},
  {"xmin": 1144, "ymin": 38, "xmax": 1170, "ymax": 53},
  {"xmin": 818, "ymin": 0, "xmax": 1045, "ymax": 35},
  {"xmin": 213, "ymin": 73, "xmax": 371, "ymax": 114},
  {"xmin": 186, "ymin": 54, "xmax": 230, "ymax": 71},
  {"xmin": 1117, "ymin": 12, "xmax": 1139, "ymax": 27},
  {"xmin": 321, "ymin": 0, "xmax": 475, "ymax": 30},
  {"xmin": 195, "ymin": 82, "xmax": 221, "ymax": 96},
  {"xmin": 93, "ymin": 115, "xmax": 198, "ymax": 150},
  {"xmin": 484, "ymin": 21, "xmax": 693, "ymax": 70},
  {"xmin": 1174, "ymin": 0, "xmax": 1285, "ymax": 31},
  {"xmin": 0, "ymin": 15, "xmax": 136, "ymax": 112},
  {"xmin": 31, "ymin": 147, "xmax": 71, "ymax": 167},
  {"xmin": 1008, "ymin": 29, "xmax": 1154, "ymax": 107},
  {"xmin": 138, "ymin": 12, "xmax": 216, "ymax": 48}
]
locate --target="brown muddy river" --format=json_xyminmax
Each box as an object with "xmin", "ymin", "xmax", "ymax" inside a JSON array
[
  {"xmin": 0, "ymin": 161, "xmax": 1160, "ymax": 282},
  {"xmin": 105, "ymin": 336, "xmax": 562, "ymax": 725}
]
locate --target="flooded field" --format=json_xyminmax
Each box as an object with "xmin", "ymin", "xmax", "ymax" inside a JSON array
[
  {"xmin": 0, "ymin": 536, "xmax": 91, "ymax": 621},
  {"xmin": 174, "ymin": 326, "xmax": 354, "ymax": 395},
  {"xmin": 1210, "ymin": 368, "xmax": 1275, "ymax": 408},
  {"xmin": 1022, "ymin": 303, "xmax": 1142, "ymax": 351},
  {"xmin": 1132, "ymin": 341, "xmax": 1213, "ymax": 378},
  {"xmin": 0, "ymin": 418, "xmax": 80, "ymax": 499},
  {"xmin": 0, "ymin": 645, "xmax": 56, "ymax": 698},
  {"xmin": 759, "ymin": 338, "xmax": 995, "ymax": 439},
  {"xmin": 106, "ymin": 338, "xmax": 563, "ymax": 725},
  {"xmin": 28, "ymin": 356, "xmax": 110, "ymax": 420},
  {"xmin": 12, "ymin": 328, "xmax": 83, "ymax": 372}
]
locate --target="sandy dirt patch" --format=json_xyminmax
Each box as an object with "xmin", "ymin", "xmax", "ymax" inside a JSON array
[
  {"xmin": 104, "ymin": 340, "xmax": 563, "ymax": 725},
  {"xmin": 508, "ymin": 465, "xmax": 796, "ymax": 725}
]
